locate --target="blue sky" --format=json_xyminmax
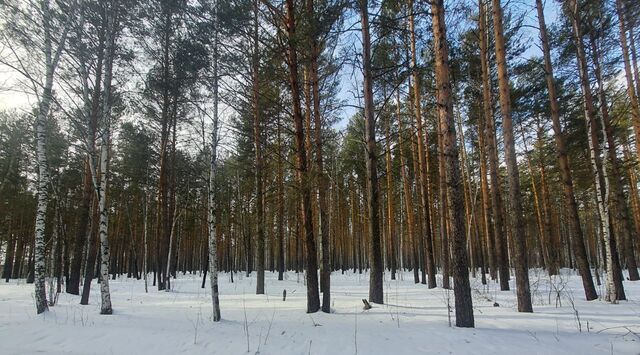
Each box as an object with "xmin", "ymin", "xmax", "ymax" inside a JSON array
[{"xmin": 332, "ymin": 0, "xmax": 561, "ymax": 131}]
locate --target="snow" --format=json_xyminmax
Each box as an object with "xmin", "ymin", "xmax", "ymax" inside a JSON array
[{"xmin": 1, "ymin": 270, "xmax": 639, "ymax": 354}]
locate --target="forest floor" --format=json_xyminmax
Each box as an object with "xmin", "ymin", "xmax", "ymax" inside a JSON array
[{"xmin": 0, "ymin": 270, "xmax": 639, "ymax": 354}]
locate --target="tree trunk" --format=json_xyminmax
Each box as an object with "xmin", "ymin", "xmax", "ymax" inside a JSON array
[
  {"xmin": 430, "ymin": 0, "xmax": 474, "ymax": 327},
  {"xmin": 590, "ymin": 34, "xmax": 639, "ymax": 283},
  {"xmin": 34, "ymin": 0, "xmax": 68, "ymax": 314},
  {"xmin": 253, "ymin": 0, "xmax": 265, "ymax": 296},
  {"xmin": 80, "ymin": 202, "xmax": 99, "ymax": 305},
  {"xmin": 479, "ymin": 0, "xmax": 509, "ymax": 291},
  {"xmin": 535, "ymin": 0, "xmax": 596, "ymax": 297},
  {"xmin": 208, "ymin": 0, "xmax": 221, "ymax": 320},
  {"xmin": 277, "ymin": 116, "xmax": 285, "ymax": 281},
  {"xmin": 568, "ymin": 0, "xmax": 615, "ymax": 302},
  {"xmin": 95, "ymin": 9, "xmax": 116, "ymax": 314},
  {"xmin": 476, "ymin": 88, "xmax": 495, "ymax": 281},
  {"xmin": 492, "ymin": 0, "xmax": 532, "ymax": 312},
  {"xmin": 616, "ymin": 0, "xmax": 640, "ymax": 165},
  {"xmin": 284, "ymin": 0, "xmax": 320, "ymax": 313},
  {"xmin": 408, "ymin": 0, "xmax": 436, "ymax": 289},
  {"xmin": 385, "ymin": 103, "xmax": 396, "ymax": 281},
  {"xmin": 359, "ymin": 0, "xmax": 383, "ymax": 304},
  {"xmin": 305, "ymin": 0, "xmax": 331, "ymax": 311}
]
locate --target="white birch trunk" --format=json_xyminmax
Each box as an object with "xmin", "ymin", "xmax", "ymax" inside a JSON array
[
  {"xmin": 208, "ymin": 0, "xmax": 221, "ymax": 322},
  {"xmin": 165, "ymin": 202, "xmax": 180, "ymax": 291},
  {"xmin": 568, "ymin": 0, "xmax": 614, "ymax": 302},
  {"xmin": 96, "ymin": 6, "xmax": 117, "ymax": 314},
  {"xmin": 47, "ymin": 216, "xmax": 58, "ymax": 306},
  {"xmin": 34, "ymin": 0, "xmax": 69, "ymax": 315},
  {"xmin": 34, "ymin": 84, "xmax": 51, "ymax": 314}
]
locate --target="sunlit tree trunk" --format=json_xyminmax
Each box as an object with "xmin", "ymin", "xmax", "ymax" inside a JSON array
[
  {"xmin": 479, "ymin": 0, "xmax": 509, "ymax": 290},
  {"xmin": 492, "ymin": 0, "xmax": 532, "ymax": 312},
  {"xmin": 591, "ymin": 34, "xmax": 638, "ymax": 285},
  {"xmin": 408, "ymin": 0, "xmax": 436, "ymax": 289},
  {"xmin": 430, "ymin": 0, "xmax": 474, "ymax": 327},
  {"xmin": 616, "ymin": 0, "xmax": 640, "ymax": 163},
  {"xmin": 535, "ymin": 0, "xmax": 596, "ymax": 296},
  {"xmin": 568, "ymin": 0, "xmax": 615, "ymax": 302}
]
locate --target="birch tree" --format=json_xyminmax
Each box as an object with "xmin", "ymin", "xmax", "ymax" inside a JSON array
[
  {"xmin": 207, "ymin": 0, "xmax": 222, "ymax": 322},
  {"xmin": 0, "ymin": 0, "xmax": 72, "ymax": 314},
  {"xmin": 567, "ymin": 0, "xmax": 616, "ymax": 302},
  {"xmin": 535, "ymin": 0, "xmax": 597, "ymax": 299}
]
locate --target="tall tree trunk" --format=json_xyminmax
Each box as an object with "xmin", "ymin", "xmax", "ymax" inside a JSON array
[
  {"xmin": 590, "ymin": 34, "xmax": 639, "ymax": 283},
  {"xmin": 385, "ymin": 103, "xmax": 396, "ymax": 281},
  {"xmin": 33, "ymin": 0, "xmax": 68, "ymax": 314},
  {"xmin": 359, "ymin": 0, "xmax": 383, "ymax": 304},
  {"xmin": 80, "ymin": 200, "xmax": 99, "ymax": 305},
  {"xmin": 535, "ymin": 122, "xmax": 559, "ymax": 276},
  {"xmin": 519, "ymin": 127, "xmax": 550, "ymax": 272},
  {"xmin": 616, "ymin": 0, "xmax": 640, "ymax": 164},
  {"xmin": 305, "ymin": 0, "xmax": 330, "ymax": 311},
  {"xmin": 479, "ymin": 0, "xmax": 509, "ymax": 291},
  {"xmin": 143, "ymin": 192, "xmax": 149, "ymax": 293},
  {"xmin": 411, "ymin": 131, "xmax": 427, "ymax": 284},
  {"xmin": 253, "ymin": 0, "xmax": 265, "ymax": 295},
  {"xmin": 491, "ymin": 0, "xmax": 532, "ymax": 312},
  {"xmin": 536, "ymin": 0, "xmax": 595, "ymax": 296},
  {"xmin": 430, "ymin": 0, "xmax": 474, "ymax": 327},
  {"xmin": 207, "ymin": 0, "xmax": 221, "ymax": 320},
  {"xmin": 408, "ymin": 0, "xmax": 436, "ymax": 289},
  {"xmin": 95, "ymin": 8, "xmax": 117, "ymax": 314},
  {"xmin": 284, "ymin": 0, "xmax": 320, "ymax": 313},
  {"xmin": 437, "ymin": 114, "xmax": 450, "ymax": 290},
  {"xmin": 68, "ymin": 162, "xmax": 94, "ymax": 295},
  {"xmin": 623, "ymin": 136, "xmax": 640, "ymax": 256},
  {"xmin": 568, "ymin": 0, "xmax": 615, "ymax": 302},
  {"xmin": 3, "ymin": 233, "xmax": 15, "ymax": 282},
  {"xmin": 277, "ymin": 116, "xmax": 285, "ymax": 281},
  {"xmin": 477, "ymin": 92, "xmax": 495, "ymax": 281}
]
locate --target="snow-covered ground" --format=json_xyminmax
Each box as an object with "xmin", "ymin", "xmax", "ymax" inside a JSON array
[{"xmin": 0, "ymin": 270, "xmax": 639, "ymax": 354}]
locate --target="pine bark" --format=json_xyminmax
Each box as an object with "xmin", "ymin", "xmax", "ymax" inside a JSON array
[
  {"xmin": 306, "ymin": 0, "xmax": 330, "ymax": 311},
  {"xmin": 430, "ymin": 0, "xmax": 474, "ymax": 327},
  {"xmin": 477, "ymin": 92, "xmax": 495, "ymax": 280},
  {"xmin": 616, "ymin": 0, "xmax": 640, "ymax": 165},
  {"xmin": 253, "ymin": 0, "xmax": 265, "ymax": 295},
  {"xmin": 535, "ymin": 0, "xmax": 596, "ymax": 296},
  {"xmin": 408, "ymin": 0, "xmax": 436, "ymax": 289},
  {"xmin": 360, "ymin": 0, "xmax": 383, "ymax": 304},
  {"xmin": 385, "ymin": 105, "xmax": 396, "ymax": 281},
  {"xmin": 479, "ymin": 0, "xmax": 509, "ymax": 290},
  {"xmin": 492, "ymin": 0, "xmax": 532, "ymax": 312},
  {"xmin": 590, "ymin": 34, "xmax": 639, "ymax": 284},
  {"xmin": 284, "ymin": 0, "xmax": 320, "ymax": 313},
  {"xmin": 277, "ymin": 116, "xmax": 285, "ymax": 281}
]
